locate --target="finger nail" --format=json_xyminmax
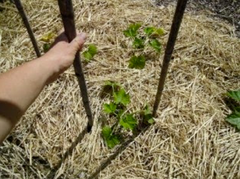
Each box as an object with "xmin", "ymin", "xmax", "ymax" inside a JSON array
[{"xmin": 79, "ymin": 33, "xmax": 87, "ymax": 41}]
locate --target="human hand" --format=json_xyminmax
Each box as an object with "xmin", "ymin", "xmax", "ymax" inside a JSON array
[{"xmin": 41, "ymin": 32, "xmax": 87, "ymax": 82}]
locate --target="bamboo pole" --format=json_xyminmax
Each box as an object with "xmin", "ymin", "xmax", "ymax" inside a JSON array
[
  {"xmin": 58, "ymin": 0, "xmax": 93, "ymax": 132},
  {"xmin": 153, "ymin": 0, "xmax": 188, "ymax": 117},
  {"xmin": 13, "ymin": 0, "xmax": 41, "ymax": 57}
]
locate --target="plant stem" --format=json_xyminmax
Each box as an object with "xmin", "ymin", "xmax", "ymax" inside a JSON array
[
  {"xmin": 58, "ymin": 0, "xmax": 93, "ymax": 132},
  {"xmin": 152, "ymin": 0, "xmax": 188, "ymax": 117},
  {"xmin": 13, "ymin": 0, "xmax": 41, "ymax": 57}
]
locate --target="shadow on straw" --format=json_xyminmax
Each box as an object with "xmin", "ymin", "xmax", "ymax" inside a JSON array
[{"xmin": 47, "ymin": 126, "xmax": 88, "ymax": 179}]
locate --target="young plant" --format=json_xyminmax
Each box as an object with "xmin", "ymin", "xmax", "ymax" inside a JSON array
[
  {"xmin": 101, "ymin": 81, "xmax": 154, "ymax": 149},
  {"xmin": 83, "ymin": 44, "xmax": 97, "ymax": 62},
  {"xmin": 128, "ymin": 55, "xmax": 146, "ymax": 69},
  {"xmin": 102, "ymin": 126, "xmax": 120, "ymax": 149},
  {"xmin": 225, "ymin": 90, "xmax": 240, "ymax": 130},
  {"xmin": 123, "ymin": 23, "xmax": 141, "ymax": 38},
  {"xmin": 40, "ymin": 32, "xmax": 56, "ymax": 53},
  {"xmin": 123, "ymin": 23, "xmax": 164, "ymax": 69}
]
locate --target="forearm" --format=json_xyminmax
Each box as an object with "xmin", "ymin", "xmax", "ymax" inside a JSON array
[
  {"xmin": 0, "ymin": 56, "xmax": 56, "ymax": 143},
  {"xmin": 0, "ymin": 32, "xmax": 86, "ymax": 144}
]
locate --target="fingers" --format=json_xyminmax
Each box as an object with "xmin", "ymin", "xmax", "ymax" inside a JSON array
[{"xmin": 70, "ymin": 33, "xmax": 87, "ymax": 52}]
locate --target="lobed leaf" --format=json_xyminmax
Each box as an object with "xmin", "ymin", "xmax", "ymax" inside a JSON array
[
  {"xmin": 149, "ymin": 39, "xmax": 162, "ymax": 53},
  {"xmin": 40, "ymin": 32, "xmax": 55, "ymax": 42},
  {"xmin": 113, "ymin": 89, "xmax": 130, "ymax": 106},
  {"xmin": 123, "ymin": 23, "xmax": 141, "ymax": 38},
  {"xmin": 103, "ymin": 102, "xmax": 117, "ymax": 114},
  {"xmin": 144, "ymin": 27, "xmax": 164, "ymax": 37},
  {"xmin": 102, "ymin": 126, "xmax": 120, "ymax": 148},
  {"xmin": 226, "ymin": 109, "xmax": 240, "ymax": 130},
  {"xmin": 133, "ymin": 37, "xmax": 145, "ymax": 49},
  {"xmin": 128, "ymin": 55, "xmax": 146, "ymax": 69},
  {"xmin": 144, "ymin": 27, "xmax": 155, "ymax": 36},
  {"xmin": 119, "ymin": 114, "xmax": 137, "ymax": 130},
  {"xmin": 83, "ymin": 44, "xmax": 98, "ymax": 62},
  {"xmin": 227, "ymin": 90, "xmax": 240, "ymax": 102},
  {"xmin": 142, "ymin": 105, "xmax": 155, "ymax": 124}
]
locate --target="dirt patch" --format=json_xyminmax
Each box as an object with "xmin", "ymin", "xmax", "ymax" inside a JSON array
[{"xmin": 155, "ymin": 0, "xmax": 240, "ymax": 36}]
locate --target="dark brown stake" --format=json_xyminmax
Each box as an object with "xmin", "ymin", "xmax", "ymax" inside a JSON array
[
  {"xmin": 58, "ymin": 0, "xmax": 93, "ymax": 132},
  {"xmin": 13, "ymin": 0, "xmax": 41, "ymax": 57},
  {"xmin": 153, "ymin": 0, "xmax": 188, "ymax": 117}
]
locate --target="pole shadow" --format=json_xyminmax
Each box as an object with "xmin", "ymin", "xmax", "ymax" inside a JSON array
[
  {"xmin": 88, "ymin": 124, "xmax": 151, "ymax": 179},
  {"xmin": 47, "ymin": 126, "xmax": 88, "ymax": 179}
]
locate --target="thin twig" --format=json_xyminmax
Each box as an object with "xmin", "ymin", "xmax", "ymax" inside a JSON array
[
  {"xmin": 57, "ymin": 0, "xmax": 93, "ymax": 132},
  {"xmin": 153, "ymin": 0, "xmax": 188, "ymax": 117},
  {"xmin": 13, "ymin": 0, "xmax": 41, "ymax": 57}
]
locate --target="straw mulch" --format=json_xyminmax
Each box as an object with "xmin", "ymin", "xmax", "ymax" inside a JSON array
[{"xmin": 0, "ymin": 0, "xmax": 240, "ymax": 178}]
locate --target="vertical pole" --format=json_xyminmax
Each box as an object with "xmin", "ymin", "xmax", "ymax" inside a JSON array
[
  {"xmin": 153, "ymin": 0, "xmax": 188, "ymax": 117},
  {"xmin": 58, "ymin": 0, "xmax": 93, "ymax": 132},
  {"xmin": 13, "ymin": 0, "xmax": 41, "ymax": 57}
]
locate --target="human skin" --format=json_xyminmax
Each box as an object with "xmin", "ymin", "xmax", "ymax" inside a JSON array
[{"xmin": 0, "ymin": 32, "xmax": 86, "ymax": 144}]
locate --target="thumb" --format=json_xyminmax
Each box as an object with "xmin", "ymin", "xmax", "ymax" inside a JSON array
[{"xmin": 70, "ymin": 33, "xmax": 87, "ymax": 52}]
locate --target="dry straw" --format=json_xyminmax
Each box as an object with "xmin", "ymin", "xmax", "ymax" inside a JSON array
[{"xmin": 0, "ymin": 0, "xmax": 240, "ymax": 178}]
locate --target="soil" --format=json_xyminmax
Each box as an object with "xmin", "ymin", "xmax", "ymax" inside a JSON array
[{"xmin": 155, "ymin": 0, "xmax": 240, "ymax": 36}]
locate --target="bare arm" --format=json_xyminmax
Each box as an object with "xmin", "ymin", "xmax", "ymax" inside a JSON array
[{"xmin": 0, "ymin": 33, "xmax": 86, "ymax": 144}]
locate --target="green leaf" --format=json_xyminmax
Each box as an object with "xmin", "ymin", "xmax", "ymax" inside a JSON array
[
  {"xmin": 128, "ymin": 55, "xmax": 146, "ymax": 69},
  {"xmin": 149, "ymin": 39, "xmax": 162, "ymax": 53},
  {"xmin": 227, "ymin": 90, "xmax": 240, "ymax": 102},
  {"xmin": 83, "ymin": 51, "xmax": 93, "ymax": 61},
  {"xmin": 119, "ymin": 114, "xmax": 137, "ymax": 130},
  {"xmin": 133, "ymin": 37, "xmax": 145, "ymax": 49},
  {"xmin": 154, "ymin": 28, "xmax": 165, "ymax": 36},
  {"xmin": 226, "ymin": 110, "xmax": 240, "ymax": 130},
  {"xmin": 113, "ymin": 89, "xmax": 130, "ymax": 106},
  {"xmin": 83, "ymin": 44, "xmax": 97, "ymax": 62},
  {"xmin": 43, "ymin": 43, "xmax": 51, "ymax": 53},
  {"xmin": 144, "ymin": 27, "xmax": 164, "ymax": 37},
  {"xmin": 88, "ymin": 44, "xmax": 97, "ymax": 56},
  {"xmin": 102, "ymin": 126, "xmax": 120, "ymax": 149},
  {"xmin": 102, "ymin": 126, "xmax": 112, "ymax": 138},
  {"xmin": 40, "ymin": 32, "xmax": 55, "ymax": 42},
  {"xmin": 123, "ymin": 23, "xmax": 141, "ymax": 38},
  {"xmin": 143, "ymin": 105, "xmax": 155, "ymax": 124},
  {"xmin": 103, "ymin": 102, "xmax": 117, "ymax": 114},
  {"xmin": 144, "ymin": 27, "xmax": 155, "ymax": 36}
]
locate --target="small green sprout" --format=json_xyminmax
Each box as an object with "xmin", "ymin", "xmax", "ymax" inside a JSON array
[
  {"xmin": 83, "ymin": 44, "xmax": 97, "ymax": 62},
  {"xmin": 123, "ymin": 23, "xmax": 141, "ymax": 38},
  {"xmin": 149, "ymin": 39, "xmax": 162, "ymax": 53},
  {"xmin": 225, "ymin": 90, "xmax": 240, "ymax": 130},
  {"xmin": 119, "ymin": 114, "xmax": 137, "ymax": 131},
  {"xmin": 102, "ymin": 126, "xmax": 120, "ymax": 149},
  {"xmin": 128, "ymin": 55, "xmax": 146, "ymax": 69}
]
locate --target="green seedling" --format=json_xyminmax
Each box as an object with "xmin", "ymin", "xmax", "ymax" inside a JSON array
[
  {"xmin": 128, "ymin": 55, "xmax": 146, "ymax": 69},
  {"xmin": 113, "ymin": 89, "xmax": 130, "ymax": 106},
  {"xmin": 101, "ymin": 81, "xmax": 155, "ymax": 149},
  {"xmin": 103, "ymin": 102, "xmax": 117, "ymax": 115},
  {"xmin": 83, "ymin": 44, "xmax": 97, "ymax": 62},
  {"xmin": 149, "ymin": 39, "xmax": 162, "ymax": 53},
  {"xmin": 133, "ymin": 37, "xmax": 145, "ymax": 49},
  {"xmin": 119, "ymin": 114, "xmax": 137, "ymax": 130},
  {"xmin": 40, "ymin": 32, "xmax": 55, "ymax": 53},
  {"xmin": 102, "ymin": 126, "xmax": 121, "ymax": 149},
  {"xmin": 225, "ymin": 90, "xmax": 240, "ymax": 130},
  {"xmin": 123, "ymin": 23, "xmax": 164, "ymax": 70},
  {"xmin": 142, "ymin": 105, "xmax": 155, "ymax": 124},
  {"xmin": 123, "ymin": 23, "xmax": 141, "ymax": 38},
  {"xmin": 144, "ymin": 27, "xmax": 164, "ymax": 37}
]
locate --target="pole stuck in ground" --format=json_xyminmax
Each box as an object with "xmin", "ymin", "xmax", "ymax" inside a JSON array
[
  {"xmin": 13, "ymin": 0, "xmax": 41, "ymax": 57},
  {"xmin": 58, "ymin": 0, "xmax": 93, "ymax": 132},
  {"xmin": 153, "ymin": 0, "xmax": 188, "ymax": 117}
]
